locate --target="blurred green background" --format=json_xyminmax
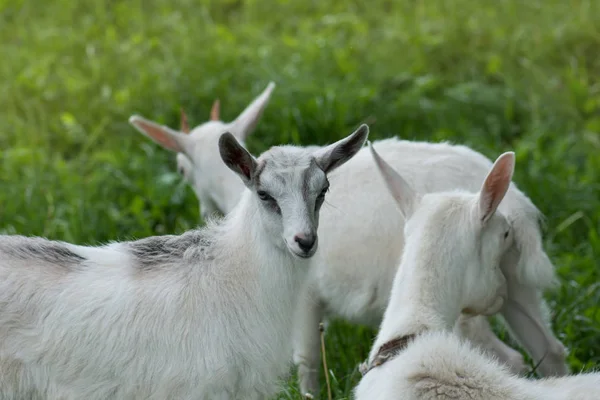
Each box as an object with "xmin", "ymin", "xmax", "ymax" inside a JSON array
[{"xmin": 1, "ymin": 0, "xmax": 599, "ymax": 398}]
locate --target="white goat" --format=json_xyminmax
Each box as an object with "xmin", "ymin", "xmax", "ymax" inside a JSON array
[
  {"xmin": 357, "ymin": 330, "xmax": 600, "ymax": 400},
  {"xmin": 128, "ymin": 86, "xmax": 567, "ymax": 395},
  {"xmin": 129, "ymin": 81, "xmax": 276, "ymax": 221},
  {"xmin": 354, "ymin": 146, "xmax": 598, "ymax": 400},
  {"xmin": 0, "ymin": 125, "xmax": 369, "ymax": 399},
  {"xmin": 293, "ymin": 138, "xmax": 568, "ymax": 396}
]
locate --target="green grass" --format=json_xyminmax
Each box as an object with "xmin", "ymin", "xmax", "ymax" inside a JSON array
[{"xmin": 1, "ymin": 0, "xmax": 600, "ymax": 398}]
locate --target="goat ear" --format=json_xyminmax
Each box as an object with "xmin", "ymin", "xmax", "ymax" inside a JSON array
[
  {"xmin": 129, "ymin": 115, "xmax": 192, "ymax": 155},
  {"xmin": 313, "ymin": 124, "xmax": 369, "ymax": 174},
  {"xmin": 369, "ymin": 142, "xmax": 418, "ymax": 219},
  {"xmin": 180, "ymin": 108, "xmax": 190, "ymax": 134},
  {"xmin": 478, "ymin": 151, "xmax": 515, "ymax": 224},
  {"xmin": 231, "ymin": 82, "xmax": 276, "ymax": 141},
  {"xmin": 210, "ymin": 99, "xmax": 220, "ymax": 121},
  {"xmin": 218, "ymin": 132, "xmax": 257, "ymax": 186}
]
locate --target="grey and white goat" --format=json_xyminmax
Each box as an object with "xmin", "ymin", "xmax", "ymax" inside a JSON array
[{"xmin": 0, "ymin": 125, "xmax": 368, "ymax": 399}]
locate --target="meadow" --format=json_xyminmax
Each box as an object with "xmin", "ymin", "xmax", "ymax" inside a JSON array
[{"xmin": 1, "ymin": 0, "xmax": 599, "ymax": 398}]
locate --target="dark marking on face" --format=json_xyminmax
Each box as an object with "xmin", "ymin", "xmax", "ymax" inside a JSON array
[
  {"xmin": 301, "ymin": 159, "xmax": 317, "ymax": 201},
  {"xmin": 254, "ymin": 160, "xmax": 268, "ymax": 187},
  {"xmin": 316, "ymin": 181, "xmax": 329, "ymax": 210},
  {"xmin": 261, "ymin": 198, "xmax": 281, "ymax": 215},
  {"xmin": 256, "ymin": 186, "xmax": 282, "ymax": 215},
  {"xmin": 0, "ymin": 237, "xmax": 86, "ymax": 270},
  {"xmin": 129, "ymin": 229, "xmax": 214, "ymax": 272},
  {"xmin": 306, "ymin": 158, "xmax": 329, "ymax": 210}
]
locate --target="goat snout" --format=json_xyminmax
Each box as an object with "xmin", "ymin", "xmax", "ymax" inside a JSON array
[{"xmin": 294, "ymin": 233, "xmax": 316, "ymax": 253}]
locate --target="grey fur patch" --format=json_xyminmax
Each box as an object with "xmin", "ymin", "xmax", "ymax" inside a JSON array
[
  {"xmin": 0, "ymin": 236, "xmax": 86, "ymax": 269},
  {"xmin": 129, "ymin": 229, "xmax": 214, "ymax": 271},
  {"xmin": 254, "ymin": 160, "xmax": 268, "ymax": 187},
  {"xmin": 301, "ymin": 158, "xmax": 317, "ymax": 201}
]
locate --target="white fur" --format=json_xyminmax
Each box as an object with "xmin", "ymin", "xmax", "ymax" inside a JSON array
[
  {"xmin": 0, "ymin": 125, "xmax": 368, "ymax": 399},
  {"xmin": 355, "ymin": 148, "xmax": 597, "ymax": 400},
  {"xmin": 359, "ymin": 146, "xmax": 515, "ymax": 369},
  {"xmin": 130, "ymin": 85, "xmax": 567, "ymax": 395},
  {"xmin": 129, "ymin": 82, "xmax": 276, "ymax": 221},
  {"xmin": 356, "ymin": 330, "xmax": 599, "ymax": 400},
  {"xmin": 293, "ymin": 138, "xmax": 567, "ymax": 395},
  {"xmin": 354, "ymin": 147, "xmax": 520, "ymax": 399}
]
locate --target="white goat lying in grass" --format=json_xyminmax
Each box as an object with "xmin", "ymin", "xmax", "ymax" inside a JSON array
[
  {"xmin": 0, "ymin": 125, "xmax": 368, "ymax": 399},
  {"xmin": 128, "ymin": 83, "xmax": 568, "ymax": 397},
  {"xmin": 354, "ymin": 146, "xmax": 599, "ymax": 400}
]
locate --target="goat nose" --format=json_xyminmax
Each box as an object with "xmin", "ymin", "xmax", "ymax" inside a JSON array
[{"xmin": 294, "ymin": 233, "xmax": 316, "ymax": 253}]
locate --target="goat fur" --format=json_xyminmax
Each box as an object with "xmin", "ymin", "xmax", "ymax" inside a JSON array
[
  {"xmin": 129, "ymin": 84, "xmax": 567, "ymax": 396},
  {"xmin": 0, "ymin": 125, "xmax": 369, "ymax": 399},
  {"xmin": 356, "ymin": 330, "xmax": 598, "ymax": 400},
  {"xmin": 293, "ymin": 137, "xmax": 567, "ymax": 395},
  {"xmin": 354, "ymin": 147, "xmax": 593, "ymax": 400}
]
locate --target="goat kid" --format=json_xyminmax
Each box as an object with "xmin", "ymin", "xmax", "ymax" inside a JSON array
[
  {"xmin": 294, "ymin": 138, "xmax": 566, "ymax": 396},
  {"xmin": 0, "ymin": 124, "xmax": 368, "ymax": 399},
  {"xmin": 354, "ymin": 144, "xmax": 513, "ymax": 398},
  {"xmin": 129, "ymin": 81, "xmax": 276, "ymax": 221},
  {"xmin": 128, "ymin": 85, "xmax": 566, "ymax": 394},
  {"xmin": 355, "ymin": 146, "xmax": 597, "ymax": 400}
]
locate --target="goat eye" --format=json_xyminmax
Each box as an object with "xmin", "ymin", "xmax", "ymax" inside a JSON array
[
  {"xmin": 504, "ymin": 230, "xmax": 509, "ymax": 239},
  {"xmin": 257, "ymin": 190, "xmax": 273, "ymax": 202},
  {"xmin": 177, "ymin": 167, "xmax": 185, "ymax": 176},
  {"xmin": 318, "ymin": 186, "xmax": 329, "ymax": 198}
]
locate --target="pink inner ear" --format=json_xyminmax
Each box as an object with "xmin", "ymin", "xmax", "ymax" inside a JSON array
[
  {"xmin": 481, "ymin": 154, "xmax": 514, "ymax": 221},
  {"xmin": 136, "ymin": 120, "xmax": 181, "ymax": 152},
  {"xmin": 210, "ymin": 99, "xmax": 220, "ymax": 121},
  {"xmin": 480, "ymin": 186, "xmax": 497, "ymax": 220}
]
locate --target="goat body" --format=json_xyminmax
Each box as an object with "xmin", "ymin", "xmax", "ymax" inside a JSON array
[
  {"xmin": 354, "ymin": 147, "xmax": 596, "ymax": 400},
  {"xmin": 294, "ymin": 137, "xmax": 566, "ymax": 394},
  {"xmin": 0, "ymin": 125, "xmax": 369, "ymax": 399},
  {"xmin": 356, "ymin": 330, "xmax": 599, "ymax": 400},
  {"xmin": 0, "ymin": 201, "xmax": 300, "ymax": 399},
  {"xmin": 129, "ymin": 84, "xmax": 567, "ymax": 394}
]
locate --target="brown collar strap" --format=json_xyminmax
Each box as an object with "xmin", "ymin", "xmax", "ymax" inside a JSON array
[{"xmin": 359, "ymin": 334, "xmax": 416, "ymax": 376}]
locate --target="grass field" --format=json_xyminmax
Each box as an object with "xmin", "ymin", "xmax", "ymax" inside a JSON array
[{"xmin": 1, "ymin": 0, "xmax": 600, "ymax": 398}]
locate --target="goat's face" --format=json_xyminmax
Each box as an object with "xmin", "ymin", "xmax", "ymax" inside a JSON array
[
  {"xmin": 219, "ymin": 125, "xmax": 369, "ymax": 260},
  {"xmin": 129, "ymin": 82, "xmax": 276, "ymax": 219},
  {"xmin": 408, "ymin": 193, "xmax": 512, "ymax": 316},
  {"xmin": 251, "ymin": 151, "xmax": 328, "ymax": 258},
  {"xmin": 370, "ymin": 144, "xmax": 516, "ymax": 318}
]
